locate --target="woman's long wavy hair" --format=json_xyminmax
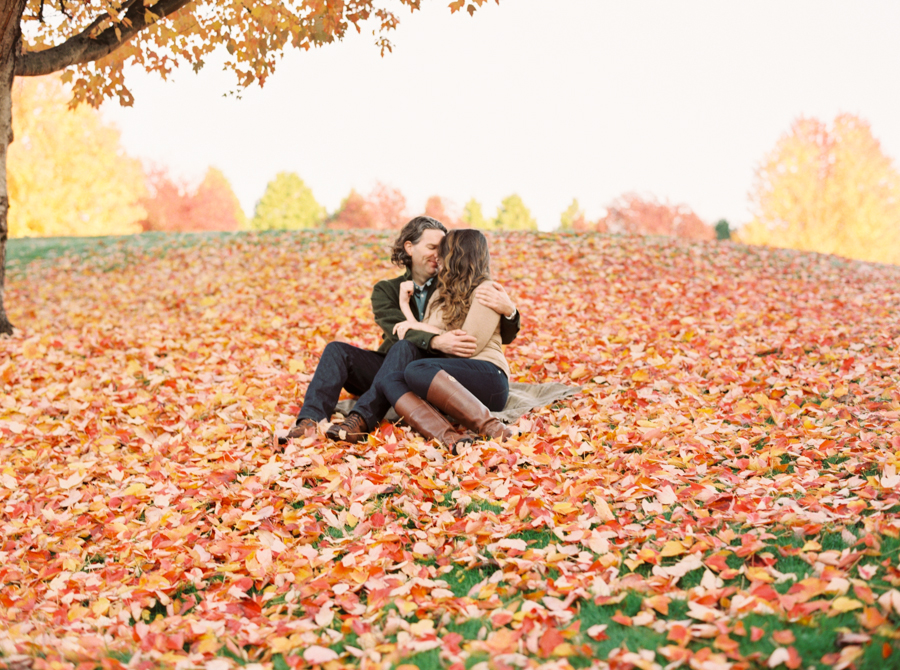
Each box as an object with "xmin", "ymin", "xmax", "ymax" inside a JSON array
[{"xmin": 431, "ymin": 229, "xmax": 491, "ymax": 330}]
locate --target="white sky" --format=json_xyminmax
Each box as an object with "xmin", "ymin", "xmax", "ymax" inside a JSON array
[{"xmin": 101, "ymin": 0, "xmax": 900, "ymax": 231}]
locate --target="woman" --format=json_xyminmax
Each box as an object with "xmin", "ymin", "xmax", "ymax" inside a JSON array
[{"xmin": 376, "ymin": 229, "xmax": 513, "ymax": 450}]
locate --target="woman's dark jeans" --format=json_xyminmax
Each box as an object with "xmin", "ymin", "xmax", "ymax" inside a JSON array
[{"xmin": 377, "ymin": 357, "xmax": 509, "ymax": 411}]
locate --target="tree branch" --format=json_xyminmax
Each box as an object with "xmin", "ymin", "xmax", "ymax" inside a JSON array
[{"xmin": 15, "ymin": 0, "xmax": 192, "ymax": 76}]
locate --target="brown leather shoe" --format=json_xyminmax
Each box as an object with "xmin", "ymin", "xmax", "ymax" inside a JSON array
[
  {"xmin": 326, "ymin": 412, "xmax": 369, "ymax": 443},
  {"xmin": 278, "ymin": 417, "xmax": 318, "ymax": 445},
  {"xmin": 426, "ymin": 370, "xmax": 513, "ymax": 441},
  {"xmin": 393, "ymin": 392, "xmax": 476, "ymax": 452}
]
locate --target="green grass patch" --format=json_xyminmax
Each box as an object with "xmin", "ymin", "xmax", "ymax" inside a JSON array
[
  {"xmin": 733, "ymin": 611, "xmax": 892, "ymax": 670},
  {"xmin": 508, "ymin": 528, "xmax": 555, "ymax": 549},
  {"xmin": 442, "ymin": 563, "xmax": 500, "ymax": 598},
  {"xmin": 464, "ymin": 500, "xmax": 503, "ymax": 515},
  {"xmin": 6, "ymin": 231, "xmax": 233, "ymax": 273},
  {"xmin": 578, "ymin": 593, "xmax": 669, "ymax": 658},
  {"xmin": 392, "ymin": 648, "xmax": 441, "ymax": 669},
  {"xmin": 5, "ymin": 229, "xmax": 355, "ymax": 274}
]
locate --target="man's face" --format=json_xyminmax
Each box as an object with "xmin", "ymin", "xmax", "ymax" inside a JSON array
[{"xmin": 405, "ymin": 229, "xmax": 445, "ymax": 280}]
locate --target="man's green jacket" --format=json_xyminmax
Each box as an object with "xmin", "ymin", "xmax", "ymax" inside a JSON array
[{"xmin": 371, "ymin": 268, "xmax": 521, "ymax": 354}]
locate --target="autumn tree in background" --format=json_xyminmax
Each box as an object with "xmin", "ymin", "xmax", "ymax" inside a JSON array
[
  {"xmin": 328, "ymin": 182, "xmax": 407, "ymax": 230},
  {"xmin": 559, "ymin": 198, "xmax": 586, "ymax": 232},
  {"xmin": 424, "ymin": 195, "xmax": 463, "ymax": 228},
  {"xmin": 139, "ymin": 166, "xmax": 187, "ymax": 233},
  {"xmin": 141, "ymin": 166, "xmax": 245, "ymax": 232},
  {"xmin": 461, "ymin": 198, "xmax": 489, "ymax": 229},
  {"xmin": 0, "ymin": 0, "xmax": 499, "ymax": 334},
  {"xmin": 740, "ymin": 114, "xmax": 900, "ymax": 264},
  {"xmin": 493, "ymin": 194, "xmax": 538, "ymax": 231},
  {"xmin": 193, "ymin": 168, "xmax": 247, "ymax": 231},
  {"xmin": 251, "ymin": 172, "xmax": 324, "ymax": 230},
  {"xmin": 592, "ymin": 193, "xmax": 713, "ymax": 240},
  {"xmin": 8, "ymin": 74, "xmax": 145, "ymax": 237},
  {"xmin": 368, "ymin": 182, "xmax": 408, "ymax": 230},
  {"xmin": 327, "ymin": 189, "xmax": 375, "ymax": 230}
]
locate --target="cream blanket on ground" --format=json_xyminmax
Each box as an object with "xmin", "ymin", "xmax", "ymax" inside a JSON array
[{"xmin": 336, "ymin": 382, "xmax": 582, "ymax": 424}]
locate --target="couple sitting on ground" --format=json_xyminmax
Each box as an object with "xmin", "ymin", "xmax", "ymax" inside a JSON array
[{"xmin": 282, "ymin": 216, "xmax": 520, "ymax": 451}]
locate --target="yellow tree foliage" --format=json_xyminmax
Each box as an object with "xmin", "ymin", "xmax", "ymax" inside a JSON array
[
  {"xmin": 8, "ymin": 74, "xmax": 145, "ymax": 237},
  {"xmin": 741, "ymin": 114, "xmax": 900, "ymax": 265}
]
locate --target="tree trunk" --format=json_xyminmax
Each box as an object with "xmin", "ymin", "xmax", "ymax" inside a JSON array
[{"xmin": 0, "ymin": 0, "xmax": 25, "ymax": 336}]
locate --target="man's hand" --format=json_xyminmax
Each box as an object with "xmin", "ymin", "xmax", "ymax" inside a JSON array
[
  {"xmin": 474, "ymin": 281, "xmax": 516, "ymax": 318},
  {"xmin": 431, "ymin": 330, "xmax": 477, "ymax": 357}
]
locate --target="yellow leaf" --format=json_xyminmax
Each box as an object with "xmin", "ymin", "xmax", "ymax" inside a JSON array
[
  {"xmin": 478, "ymin": 583, "xmax": 497, "ymax": 599},
  {"xmin": 631, "ymin": 369, "xmax": 650, "ymax": 382},
  {"xmin": 197, "ymin": 634, "xmax": 219, "ymax": 654},
  {"xmin": 746, "ymin": 566, "xmax": 774, "ymax": 583},
  {"xmin": 552, "ymin": 502, "xmax": 578, "ymax": 514},
  {"xmin": 91, "ymin": 597, "xmax": 110, "ymax": 616},
  {"xmin": 553, "ymin": 643, "xmax": 576, "ymax": 656},
  {"xmin": 594, "ymin": 498, "xmax": 615, "ymax": 521},
  {"xmin": 68, "ymin": 604, "xmax": 88, "ymax": 621},
  {"xmin": 832, "ymin": 597, "xmax": 863, "ymax": 613},
  {"xmin": 569, "ymin": 364, "xmax": 588, "ymax": 380},
  {"xmin": 659, "ymin": 541, "xmax": 686, "ymax": 557},
  {"xmin": 269, "ymin": 636, "xmax": 297, "ymax": 654},
  {"xmin": 122, "ymin": 482, "xmax": 147, "ymax": 496}
]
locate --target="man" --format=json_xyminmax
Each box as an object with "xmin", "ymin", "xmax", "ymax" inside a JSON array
[{"xmin": 283, "ymin": 215, "xmax": 520, "ymax": 444}]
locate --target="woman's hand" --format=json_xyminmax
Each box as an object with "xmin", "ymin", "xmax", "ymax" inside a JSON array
[
  {"xmin": 399, "ymin": 281, "xmax": 414, "ymax": 304},
  {"xmin": 393, "ymin": 319, "xmax": 419, "ymax": 340},
  {"xmin": 398, "ymin": 281, "xmax": 417, "ymax": 322}
]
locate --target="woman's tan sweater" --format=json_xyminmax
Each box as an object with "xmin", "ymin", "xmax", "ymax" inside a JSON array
[{"xmin": 423, "ymin": 282, "xmax": 510, "ymax": 377}]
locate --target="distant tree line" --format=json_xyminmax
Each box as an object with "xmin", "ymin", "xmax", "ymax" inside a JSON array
[
  {"xmin": 1, "ymin": 72, "xmax": 723, "ymax": 241},
  {"xmin": 557, "ymin": 195, "xmax": 714, "ymax": 240},
  {"xmin": 10, "ymin": 75, "xmax": 900, "ymax": 265}
]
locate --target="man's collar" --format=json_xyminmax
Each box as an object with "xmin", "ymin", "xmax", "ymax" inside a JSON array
[
  {"xmin": 414, "ymin": 277, "xmax": 435, "ymax": 291},
  {"xmin": 403, "ymin": 267, "xmax": 435, "ymax": 289}
]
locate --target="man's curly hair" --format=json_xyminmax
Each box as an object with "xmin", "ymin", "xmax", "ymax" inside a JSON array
[{"xmin": 391, "ymin": 216, "xmax": 448, "ymax": 268}]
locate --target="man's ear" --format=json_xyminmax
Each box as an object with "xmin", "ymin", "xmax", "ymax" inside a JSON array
[{"xmin": 404, "ymin": 240, "xmax": 414, "ymax": 255}]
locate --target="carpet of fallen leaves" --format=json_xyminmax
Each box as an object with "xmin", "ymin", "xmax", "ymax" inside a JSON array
[{"xmin": 1, "ymin": 231, "xmax": 900, "ymax": 670}]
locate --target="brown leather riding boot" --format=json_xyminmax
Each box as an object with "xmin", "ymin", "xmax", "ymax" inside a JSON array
[
  {"xmin": 393, "ymin": 392, "xmax": 475, "ymax": 451},
  {"xmin": 426, "ymin": 370, "xmax": 513, "ymax": 441}
]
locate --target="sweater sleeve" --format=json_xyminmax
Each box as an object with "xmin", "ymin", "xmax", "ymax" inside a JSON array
[
  {"xmin": 459, "ymin": 294, "xmax": 501, "ymax": 357},
  {"xmin": 499, "ymin": 308, "xmax": 521, "ymax": 345}
]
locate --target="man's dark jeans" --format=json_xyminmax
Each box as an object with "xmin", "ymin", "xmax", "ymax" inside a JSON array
[{"xmin": 296, "ymin": 340, "xmax": 426, "ymax": 430}]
